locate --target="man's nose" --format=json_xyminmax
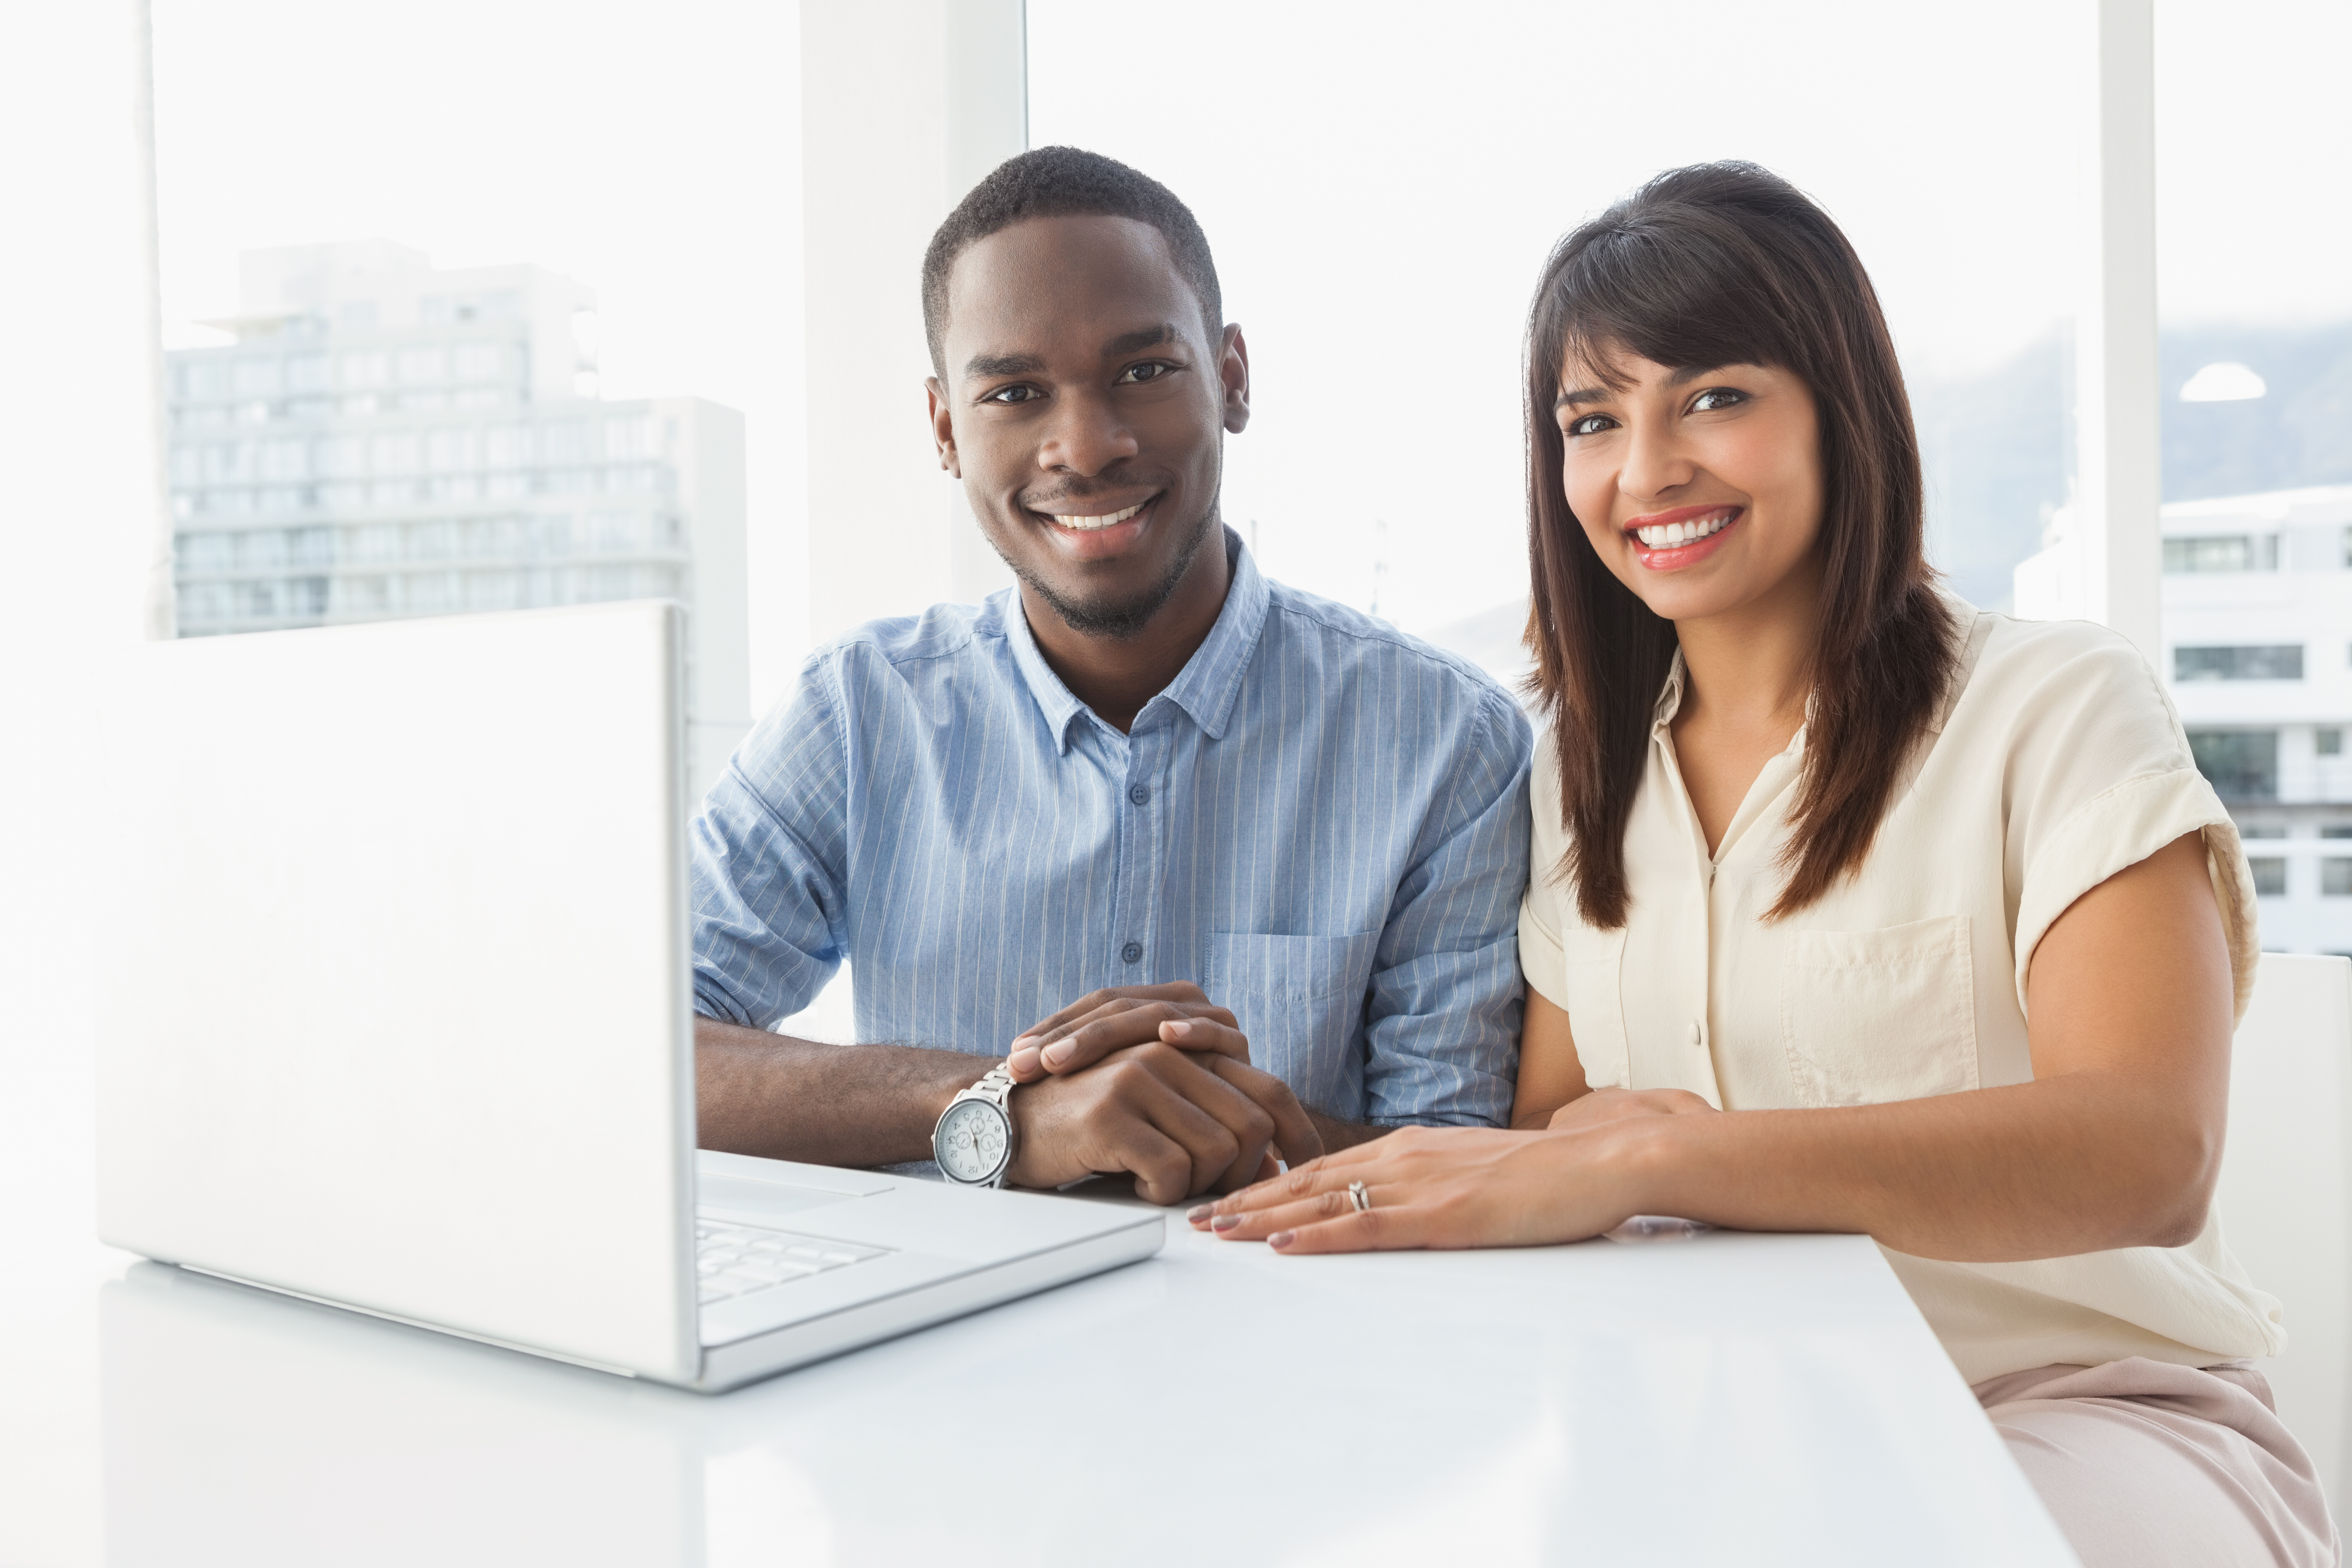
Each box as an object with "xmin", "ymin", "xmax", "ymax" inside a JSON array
[{"xmin": 1037, "ymin": 389, "xmax": 1140, "ymax": 476}]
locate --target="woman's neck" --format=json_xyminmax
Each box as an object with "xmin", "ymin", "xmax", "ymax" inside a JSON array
[
  {"xmin": 1667, "ymin": 558, "xmax": 1824, "ymax": 854},
  {"xmin": 1672, "ymin": 555, "xmax": 1823, "ymax": 733}
]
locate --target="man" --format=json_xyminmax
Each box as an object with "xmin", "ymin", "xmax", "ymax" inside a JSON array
[{"xmin": 691, "ymin": 147, "xmax": 1530, "ymax": 1204}]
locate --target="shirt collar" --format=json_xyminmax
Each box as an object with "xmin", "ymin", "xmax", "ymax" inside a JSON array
[
  {"xmin": 1003, "ymin": 526, "xmax": 1270, "ymax": 755},
  {"xmin": 1650, "ymin": 645, "xmax": 1811, "ymax": 755}
]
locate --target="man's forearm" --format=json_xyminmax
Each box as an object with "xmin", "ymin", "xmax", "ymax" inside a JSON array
[{"xmin": 695, "ymin": 1015, "xmax": 995, "ymax": 1167}]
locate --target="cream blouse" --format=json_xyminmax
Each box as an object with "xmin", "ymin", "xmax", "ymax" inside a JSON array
[{"xmin": 1519, "ymin": 598, "xmax": 2284, "ymax": 1383}]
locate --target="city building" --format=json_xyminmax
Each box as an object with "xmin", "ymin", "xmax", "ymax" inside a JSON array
[
  {"xmin": 2151, "ymin": 483, "xmax": 2352, "ymax": 954},
  {"xmin": 164, "ymin": 240, "xmax": 750, "ymax": 794}
]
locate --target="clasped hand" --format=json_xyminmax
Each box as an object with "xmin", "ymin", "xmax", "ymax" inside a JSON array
[{"xmin": 992, "ymin": 983, "xmax": 1323, "ymax": 1204}]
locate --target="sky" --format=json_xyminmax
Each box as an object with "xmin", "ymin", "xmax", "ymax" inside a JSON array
[{"xmin": 150, "ymin": 0, "xmax": 2352, "ymax": 697}]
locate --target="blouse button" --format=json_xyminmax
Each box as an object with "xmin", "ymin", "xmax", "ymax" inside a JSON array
[{"xmin": 1688, "ymin": 1021, "xmax": 1704, "ymax": 1047}]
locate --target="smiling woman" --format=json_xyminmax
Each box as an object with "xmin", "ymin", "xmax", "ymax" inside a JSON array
[{"xmin": 1198, "ymin": 163, "xmax": 2339, "ymax": 1568}]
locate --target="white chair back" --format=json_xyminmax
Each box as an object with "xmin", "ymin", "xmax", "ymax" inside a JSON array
[{"xmin": 2215, "ymin": 951, "xmax": 2352, "ymax": 1515}]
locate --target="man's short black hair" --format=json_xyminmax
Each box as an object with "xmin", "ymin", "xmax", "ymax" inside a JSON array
[{"xmin": 921, "ymin": 145, "xmax": 1224, "ymax": 375}]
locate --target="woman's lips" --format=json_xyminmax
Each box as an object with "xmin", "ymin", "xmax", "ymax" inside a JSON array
[{"xmin": 1626, "ymin": 505, "xmax": 1742, "ymax": 569}]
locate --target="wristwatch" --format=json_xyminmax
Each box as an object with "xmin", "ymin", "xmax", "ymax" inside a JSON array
[{"xmin": 932, "ymin": 1063, "xmax": 1019, "ymax": 1187}]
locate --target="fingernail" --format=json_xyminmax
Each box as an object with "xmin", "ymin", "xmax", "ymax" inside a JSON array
[
  {"xmin": 1185, "ymin": 1204, "xmax": 1213, "ymax": 1223},
  {"xmin": 1042, "ymin": 1040, "xmax": 1072, "ymax": 1067},
  {"xmin": 1010, "ymin": 1034, "xmax": 1038, "ymax": 1050},
  {"xmin": 1210, "ymin": 1214, "xmax": 1242, "ymax": 1232},
  {"xmin": 1008, "ymin": 1046, "xmax": 1039, "ymax": 1075},
  {"xmin": 1164, "ymin": 1019, "xmax": 1192, "ymax": 1037},
  {"xmin": 1268, "ymin": 1230, "xmax": 1296, "ymax": 1249}
]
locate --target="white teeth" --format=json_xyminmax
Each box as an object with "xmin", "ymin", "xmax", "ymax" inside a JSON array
[
  {"xmin": 1050, "ymin": 500, "xmax": 1146, "ymax": 531},
  {"xmin": 1632, "ymin": 509, "xmax": 1736, "ymax": 549}
]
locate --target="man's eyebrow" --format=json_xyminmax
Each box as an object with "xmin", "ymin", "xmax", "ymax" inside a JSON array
[
  {"xmin": 963, "ymin": 351, "xmax": 1045, "ymax": 379},
  {"xmin": 1103, "ymin": 323, "xmax": 1176, "ymax": 358}
]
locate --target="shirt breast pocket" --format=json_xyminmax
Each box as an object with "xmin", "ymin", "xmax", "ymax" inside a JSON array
[
  {"xmin": 1561, "ymin": 926, "xmax": 1630, "ymax": 1090},
  {"xmin": 1778, "ymin": 915, "xmax": 1978, "ymax": 1107},
  {"xmin": 1203, "ymin": 931, "xmax": 1379, "ymax": 1111}
]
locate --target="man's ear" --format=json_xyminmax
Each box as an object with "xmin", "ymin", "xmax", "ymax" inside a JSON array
[
  {"xmin": 1219, "ymin": 324, "xmax": 1251, "ymax": 436},
  {"xmin": 926, "ymin": 376, "xmax": 961, "ymax": 476}
]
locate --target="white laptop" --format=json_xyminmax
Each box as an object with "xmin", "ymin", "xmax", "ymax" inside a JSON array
[{"xmin": 94, "ymin": 600, "xmax": 1162, "ymax": 1393}]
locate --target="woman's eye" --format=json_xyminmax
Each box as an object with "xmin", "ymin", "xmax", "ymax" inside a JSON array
[
  {"xmin": 1689, "ymin": 387, "xmax": 1748, "ymax": 413},
  {"xmin": 984, "ymin": 384, "xmax": 1039, "ymax": 405},
  {"xmin": 1565, "ymin": 413, "xmax": 1617, "ymax": 438}
]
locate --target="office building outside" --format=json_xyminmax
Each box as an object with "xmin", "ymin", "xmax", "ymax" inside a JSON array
[
  {"xmin": 164, "ymin": 240, "xmax": 750, "ymax": 794},
  {"xmin": 2024, "ymin": 483, "xmax": 2352, "ymax": 954}
]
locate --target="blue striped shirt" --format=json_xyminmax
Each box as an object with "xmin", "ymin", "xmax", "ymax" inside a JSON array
[{"xmin": 689, "ymin": 531, "xmax": 1532, "ymax": 1127}]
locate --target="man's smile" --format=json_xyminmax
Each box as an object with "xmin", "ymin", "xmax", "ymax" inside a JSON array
[{"xmin": 1025, "ymin": 491, "xmax": 1162, "ymax": 558}]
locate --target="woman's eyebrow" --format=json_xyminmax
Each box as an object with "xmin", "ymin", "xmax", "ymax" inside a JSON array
[
  {"xmin": 1554, "ymin": 385, "xmax": 1609, "ymax": 410},
  {"xmin": 1666, "ymin": 364, "xmax": 1731, "ymax": 387}
]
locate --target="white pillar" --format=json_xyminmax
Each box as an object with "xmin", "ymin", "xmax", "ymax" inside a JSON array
[
  {"xmin": 2079, "ymin": 0, "xmax": 2163, "ymax": 663},
  {"xmin": 2011, "ymin": 0, "xmax": 2161, "ymax": 660},
  {"xmin": 797, "ymin": 0, "xmax": 1024, "ymax": 649}
]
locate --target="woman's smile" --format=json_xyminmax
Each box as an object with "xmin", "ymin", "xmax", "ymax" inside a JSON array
[{"xmin": 1623, "ymin": 503, "xmax": 1743, "ymax": 569}]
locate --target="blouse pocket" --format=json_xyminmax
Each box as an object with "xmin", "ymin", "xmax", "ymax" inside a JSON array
[
  {"xmin": 1561, "ymin": 926, "xmax": 1631, "ymax": 1090},
  {"xmin": 1203, "ymin": 932, "xmax": 1380, "ymax": 1111},
  {"xmin": 1778, "ymin": 915, "xmax": 1978, "ymax": 1107}
]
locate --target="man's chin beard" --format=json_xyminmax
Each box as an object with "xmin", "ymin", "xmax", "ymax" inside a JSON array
[{"xmin": 998, "ymin": 504, "xmax": 1218, "ymax": 642}]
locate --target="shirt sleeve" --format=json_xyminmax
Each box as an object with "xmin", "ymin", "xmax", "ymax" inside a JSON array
[
  {"xmin": 689, "ymin": 655, "xmax": 854, "ymax": 1030},
  {"xmin": 2002, "ymin": 623, "xmax": 2260, "ymax": 1023},
  {"xmin": 1517, "ymin": 725, "xmax": 1573, "ymax": 1013},
  {"xmin": 1361, "ymin": 686, "xmax": 1534, "ymax": 1128}
]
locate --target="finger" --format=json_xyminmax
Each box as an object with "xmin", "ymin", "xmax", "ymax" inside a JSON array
[
  {"xmin": 1267, "ymin": 1204, "xmax": 1430, "ymax": 1255},
  {"xmin": 1202, "ymin": 1181, "xmax": 1395, "ymax": 1240},
  {"xmin": 1156, "ymin": 1016, "xmax": 1252, "ymax": 1065},
  {"xmin": 1106, "ymin": 1063, "xmax": 1259, "ymax": 1200},
  {"xmin": 1013, "ymin": 983, "xmax": 1214, "ymax": 1049},
  {"xmin": 1203, "ymin": 1056, "xmax": 1323, "ymax": 1168},
  {"xmin": 1142, "ymin": 1051, "xmax": 1286, "ymax": 1193},
  {"xmin": 1032, "ymin": 1002, "xmax": 1186, "ymax": 1076}
]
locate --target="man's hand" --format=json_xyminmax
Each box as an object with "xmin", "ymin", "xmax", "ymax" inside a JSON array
[
  {"xmin": 1006, "ymin": 1039, "xmax": 1323, "ymax": 1204},
  {"xmin": 1005, "ymin": 982, "xmax": 1251, "ymax": 1082}
]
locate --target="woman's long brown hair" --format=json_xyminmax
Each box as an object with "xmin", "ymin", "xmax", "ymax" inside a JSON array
[{"xmin": 1524, "ymin": 162, "xmax": 1957, "ymax": 927}]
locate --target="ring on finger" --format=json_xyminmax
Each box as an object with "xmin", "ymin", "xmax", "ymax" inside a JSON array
[{"xmin": 1347, "ymin": 1179, "xmax": 1372, "ymax": 1213}]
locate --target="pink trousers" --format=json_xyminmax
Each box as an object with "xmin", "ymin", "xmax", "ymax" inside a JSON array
[{"xmin": 1974, "ymin": 1358, "xmax": 2340, "ymax": 1568}]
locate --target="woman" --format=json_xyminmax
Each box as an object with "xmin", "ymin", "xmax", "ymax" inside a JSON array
[{"xmin": 1194, "ymin": 163, "xmax": 2336, "ymax": 1566}]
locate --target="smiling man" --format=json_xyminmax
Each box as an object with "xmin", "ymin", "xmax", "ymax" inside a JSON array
[{"xmin": 688, "ymin": 147, "xmax": 1531, "ymax": 1204}]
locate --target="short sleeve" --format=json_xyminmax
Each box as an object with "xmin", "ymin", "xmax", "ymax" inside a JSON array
[
  {"xmin": 2001, "ymin": 625, "xmax": 2259, "ymax": 1022},
  {"xmin": 1517, "ymin": 726, "xmax": 1574, "ymax": 1013},
  {"xmin": 688, "ymin": 656, "xmax": 855, "ymax": 1029}
]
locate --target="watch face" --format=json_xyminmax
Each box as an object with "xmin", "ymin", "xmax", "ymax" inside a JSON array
[{"xmin": 935, "ymin": 1098, "xmax": 1010, "ymax": 1184}]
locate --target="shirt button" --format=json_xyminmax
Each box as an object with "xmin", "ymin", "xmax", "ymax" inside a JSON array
[
  {"xmin": 1121, "ymin": 941, "xmax": 1144, "ymax": 965},
  {"xmin": 1128, "ymin": 783, "xmax": 1151, "ymax": 805}
]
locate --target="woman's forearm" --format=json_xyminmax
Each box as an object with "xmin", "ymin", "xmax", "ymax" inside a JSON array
[{"xmin": 1615, "ymin": 1070, "xmax": 2222, "ymax": 1261}]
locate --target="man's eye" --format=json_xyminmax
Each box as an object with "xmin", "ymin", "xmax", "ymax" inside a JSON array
[
  {"xmin": 1689, "ymin": 387, "xmax": 1747, "ymax": 413},
  {"xmin": 1565, "ymin": 413, "xmax": 1617, "ymax": 438},
  {"xmin": 1117, "ymin": 361, "xmax": 1174, "ymax": 384},
  {"xmin": 985, "ymin": 384, "xmax": 1039, "ymax": 405}
]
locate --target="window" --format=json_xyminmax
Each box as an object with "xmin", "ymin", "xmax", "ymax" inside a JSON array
[
  {"xmin": 2187, "ymin": 730, "xmax": 2279, "ymax": 800},
  {"xmin": 2173, "ymin": 645, "xmax": 2304, "ymax": 682},
  {"xmin": 2164, "ymin": 535, "xmax": 2277, "ymax": 573},
  {"xmin": 2250, "ymin": 857, "xmax": 2288, "ymax": 897},
  {"xmin": 2321, "ymin": 728, "xmax": 2344, "ymax": 757},
  {"xmin": 2325, "ymin": 859, "xmax": 2352, "ymax": 897},
  {"xmin": 2322, "ymin": 825, "xmax": 2352, "ymax": 839},
  {"xmin": 2241, "ymin": 824, "xmax": 2287, "ymax": 839}
]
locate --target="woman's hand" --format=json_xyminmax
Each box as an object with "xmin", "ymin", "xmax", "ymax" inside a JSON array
[{"xmin": 1185, "ymin": 1119, "xmax": 1676, "ymax": 1254}]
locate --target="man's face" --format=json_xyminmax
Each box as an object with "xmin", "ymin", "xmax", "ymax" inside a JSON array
[{"xmin": 928, "ymin": 215, "xmax": 1248, "ymax": 639}]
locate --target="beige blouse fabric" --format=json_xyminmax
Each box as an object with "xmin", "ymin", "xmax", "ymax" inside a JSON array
[{"xmin": 1519, "ymin": 599, "xmax": 2284, "ymax": 1385}]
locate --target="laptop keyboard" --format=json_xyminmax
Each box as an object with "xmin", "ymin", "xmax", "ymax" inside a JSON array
[{"xmin": 695, "ymin": 1220, "xmax": 890, "ymax": 1307}]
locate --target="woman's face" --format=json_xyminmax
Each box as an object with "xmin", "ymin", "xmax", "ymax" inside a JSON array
[{"xmin": 1555, "ymin": 349, "xmax": 1824, "ymax": 626}]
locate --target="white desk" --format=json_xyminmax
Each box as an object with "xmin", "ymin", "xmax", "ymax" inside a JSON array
[{"xmin": 3, "ymin": 1186, "xmax": 2076, "ymax": 1567}]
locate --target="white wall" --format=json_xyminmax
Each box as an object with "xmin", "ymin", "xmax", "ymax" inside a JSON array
[{"xmin": 0, "ymin": 9, "xmax": 162, "ymax": 1562}]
